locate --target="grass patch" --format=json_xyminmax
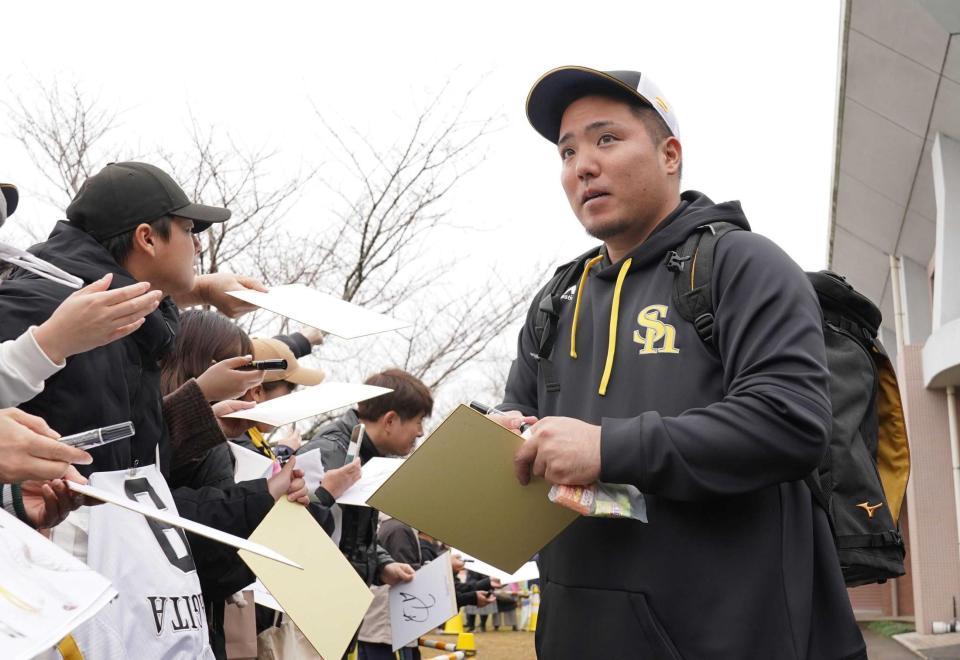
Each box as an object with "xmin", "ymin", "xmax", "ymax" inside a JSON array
[{"xmin": 866, "ymin": 620, "xmax": 916, "ymax": 637}]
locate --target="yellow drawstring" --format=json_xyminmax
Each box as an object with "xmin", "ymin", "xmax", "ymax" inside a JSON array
[
  {"xmin": 599, "ymin": 258, "xmax": 633, "ymax": 396},
  {"xmin": 248, "ymin": 427, "xmax": 276, "ymax": 460},
  {"xmin": 57, "ymin": 635, "xmax": 84, "ymax": 660},
  {"xmin": 569, "ymin": 255, "xmax": 605, "ymax": 359}
]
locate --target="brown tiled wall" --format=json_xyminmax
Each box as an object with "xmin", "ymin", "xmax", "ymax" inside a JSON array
[{"xmin": 899, "ymin": 345, "xmax": 960, "ymax": 632}]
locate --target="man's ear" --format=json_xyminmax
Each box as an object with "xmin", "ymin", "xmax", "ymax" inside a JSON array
[
  {"xmin": 131, "ymin": 223, "xmax": 158, "ymax": 257},
  {"xmin": 661, "ymin": 136, "xmax": 682, "ymax": 176},
  {"xmin": 246, "ymin": 385, "xmax": 265, "ymax": 403},
  {"xmin": 382, "ymin": 410, "xmax": 398, "ymax": 430}
]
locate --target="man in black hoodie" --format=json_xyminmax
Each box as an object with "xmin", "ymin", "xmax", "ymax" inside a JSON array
[{"xmin": 498, "ymin": 67, "xmax": 865, "ymax": 659}]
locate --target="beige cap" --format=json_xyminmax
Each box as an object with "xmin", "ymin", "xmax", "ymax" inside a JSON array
[{"xmin": 251, "ymin": 337, "xmax": 325, "ymax": 386}]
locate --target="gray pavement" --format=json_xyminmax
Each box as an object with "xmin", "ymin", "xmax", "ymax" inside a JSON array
[{"xmin": 861, "ymin": 624, "xmax": 918, "ymax": 659}]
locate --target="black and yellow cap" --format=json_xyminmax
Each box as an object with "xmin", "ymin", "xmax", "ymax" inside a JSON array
[
  {"xmin": 526, "ymin": 66, "xmax": 680, "ymax": 144},
  {"xmin": 66, "ymin": 162, "xmax": 231, "ymax": 240}
]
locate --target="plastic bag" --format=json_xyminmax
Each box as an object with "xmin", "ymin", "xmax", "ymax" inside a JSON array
[{"xmin": 548, "ymin": 482, "xmax": 648, "ymax": 522}]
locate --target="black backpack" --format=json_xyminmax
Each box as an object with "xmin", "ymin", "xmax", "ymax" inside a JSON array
[{"xmin": 532, "ymin": 222, "xmax": 911, "ymax": 587}]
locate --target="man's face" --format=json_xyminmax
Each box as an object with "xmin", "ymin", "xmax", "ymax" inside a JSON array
[
  {"xmin": 383, "ymin": 412, "xmax": 425, "ymax": 457},
  {"xmin": 153, "ymin": 217, "xmax": 200, "ymax": 296},
  {"xmin": 557, "ymin": 95, "xmax": 675, "ymax": 244},
  {"xmin": 250, "ymin": 381, "xmax": 296, "ymax": 433}
]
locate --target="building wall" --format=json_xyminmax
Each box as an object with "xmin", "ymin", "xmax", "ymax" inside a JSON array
[{"xmin": 899, "ymin": 344, "xmax": 960, "ymax": 632}]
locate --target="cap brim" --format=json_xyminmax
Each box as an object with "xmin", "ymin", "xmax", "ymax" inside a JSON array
[
  {"xmin": 171, "ymin": 202, "xmax": 231, "ymax": 233},
  {"xmin": 1, "ymin": 184, "xmax": 19, "ymax": 217},
  {"xmin": 284, "ymin": 365, "xmax": 326, "ymax": 387},
  {"xmin": 526, "ymin": 66, "xmax": 653, "ymax": 144}
]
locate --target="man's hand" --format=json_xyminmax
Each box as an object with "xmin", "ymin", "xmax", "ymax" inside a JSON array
[
  {"xmin": 475, "ymin": 591, "xmax": 496, "ymax": 607},
  {"xmin": 211, "ymin": 399, "xmax": 256, "ymax": 438},
  {"xmin": 379, "ymin": 562, "xmax": 415, "ymax": 586},
  {"xmin": 486, "ymin": 410, "xmax": 538, "ymax": 435},
  {"xmin": 319, "ymin": 458, "xmax": 361, "ymax": 499},
  {"xmin": 182, "ymin": 273, "xmax": 267, "ymax": 319},
  {"xmin": 300, "ymin": 326, "xmax": 325, "ymax": 347},
  {"xmin": 276, "ymin": 429, "xmax": 302, "ymax": 452},
  {"xmin": 513, "ymin": 416, "xmax": 602, "ymax": 486},
  {"xmin": 20, "ymin": 466, "xmax": 89, "ymax": 529},
  {"xmin": 266, "ymin": 457, "xmax": 309, "ymax": 505},
  {"xmin": 0, "ymin": 408, "xmax": 91, "ymax": 483},
  {"xmin": 196, "ymin": 355, "xmax": 264, "ymax": 402},
  {"xmin": 33, "ymin": 273, "xmax": 163, "ymax": 363}
]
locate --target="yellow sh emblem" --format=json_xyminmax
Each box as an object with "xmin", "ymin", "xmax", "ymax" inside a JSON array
[{"xmin": 633, "ymin": 305, "xmax": 680, "ymax": 355}]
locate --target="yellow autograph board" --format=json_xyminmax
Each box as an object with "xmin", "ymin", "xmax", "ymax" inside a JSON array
[
  {"xmin": 239, "ymin": 499, "xmax": 374, "ymax": 659},
  {"xmin": 368, "ymin": 405, "xmax": 579, "ymax": 573}
]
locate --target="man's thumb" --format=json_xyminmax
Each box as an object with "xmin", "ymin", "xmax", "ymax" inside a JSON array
[{"xmin": 79, "ymin": 273, "xmax": 113, "ymax": 295}]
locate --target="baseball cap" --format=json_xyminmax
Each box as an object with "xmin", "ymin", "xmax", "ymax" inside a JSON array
[
  {"xmin": 66, "ymin": 162, "xmax": 231, "ymax": 240},
  {"xmin": 251, "ymin": 337, "xmax": 325, "ymax": 386},
  {"xmin": 1, "ymin": 183, "xmax": 18, "ymax": 224},
  {"xmin": 526, "ymin": 66, "xmax": 679, "ymax": 144}
]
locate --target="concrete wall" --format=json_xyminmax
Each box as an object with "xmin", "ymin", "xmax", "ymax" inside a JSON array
[{"xmin": 900, "ymin": 344, "xmax": 960, "ymax": 631}]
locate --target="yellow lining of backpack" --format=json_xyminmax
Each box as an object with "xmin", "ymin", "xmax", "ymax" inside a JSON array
[{"xmin": 872, "ymin": 347, "xmax": 910, "ymax": 523}]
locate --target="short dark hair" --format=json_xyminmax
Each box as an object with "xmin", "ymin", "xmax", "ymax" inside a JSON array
[
  {"xmin": 577, "ymin": 87, "xmax": 681, "ymax": 177},
  {"xmin": 357, "ymin": 369, "xmax": 433, "ymax": 422},
  {"xmin": 625, "ymin": 99, "xmax": 682, "ymax": 178},
  {"xmin": 263, "ymin": 380, "xmax": 297, "ymax": 396},
  {"xmin": 100, "ymin": 215, "xmax": 173, "ymax": 265}
]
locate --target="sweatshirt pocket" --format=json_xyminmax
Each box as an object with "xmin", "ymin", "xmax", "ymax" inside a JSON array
[
  {"xmin": 628, "ymin": 592, "xmax": 684, "ymax": 660},
  {"xmin": 538, "ymin": 582, "xmax": 683, "ymax": 659}
]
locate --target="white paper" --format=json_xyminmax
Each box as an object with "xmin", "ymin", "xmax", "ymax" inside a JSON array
[
  {"xmin": 389, "ymin": 551, "xmax": 456, "ymax": 651},
  {"xmin": 0, "ymin": 509, "xmax": 117, "ymax": 660},
  {"xmin": 223, "ymin": 382, "xmax": 392, "ymax": 427},
  {"xmin": 337, "ymin": 457, "xmax": 404, "ymax": 507},
  {"xmin": 226, "ymin": 284, "xmax": 408, "ymax": 339},
  {"xmin": 229, "ymin": 441, "xmax": 274, "ymax": 482},
  {"xmin": 67, "ymin": 481, "xmax": 302, "ymax": 569},
  {"xmin": 245, "ymin": 580, "xmax": 284, "ymax": 613},
  {"xmin": 294, "ymin": 449, "xmax": 325, "ymax": 494},
  {"xmin": 457, "ymin": 551, "xmax": 540, "ymax": 585}
]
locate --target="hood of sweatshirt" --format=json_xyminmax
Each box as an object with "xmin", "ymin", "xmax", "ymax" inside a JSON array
[
  {"xmin": 568, "ymin": 191, "xmax": 748, "ymax": 396},
  {"xmin": 595, "ymin": 190, "xmax": 749, "ymax": 279}
]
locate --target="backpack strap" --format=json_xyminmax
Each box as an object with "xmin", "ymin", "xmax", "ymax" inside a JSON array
[
  {"xmin": 533, "ymin": 247, "xmax": 602, "ymax": 393},
  {"xmin": 668, "ymin": 222, "xmax": 741, "ymax": 345}
]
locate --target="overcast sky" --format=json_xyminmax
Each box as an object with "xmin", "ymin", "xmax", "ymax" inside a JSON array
[{"xmin": 2, "ymin": 0, "xmax": 842, "ymax": 275}]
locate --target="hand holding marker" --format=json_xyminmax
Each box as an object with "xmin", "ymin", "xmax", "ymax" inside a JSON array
[
  {"xmin": 60, "ymin": 422, "xmax": 135, "ymax": 451},
  {"xmin": 468, "ymin": 400, "xmax": 648, "ymax": 521},
  {"xmin": 469, "ymin": 401, "xmax": 532, "ymax": 437}
]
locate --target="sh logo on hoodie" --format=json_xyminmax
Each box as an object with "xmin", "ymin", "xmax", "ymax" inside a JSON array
[{"xmin": 633, "ymin": 305, "xmax": 680, "ymax": 355}]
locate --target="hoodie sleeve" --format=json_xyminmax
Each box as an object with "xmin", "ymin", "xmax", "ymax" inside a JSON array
[
  {"xmin": 172, "ymin": 479, "xmax": 276, "ymax": 538},
  {"xmin": 600, "ymin": 231, "xmax": 832, "ymax": 500},
  {"xmin": 500, "ymin": 286, "xmax": 550, "ymax": 417}
]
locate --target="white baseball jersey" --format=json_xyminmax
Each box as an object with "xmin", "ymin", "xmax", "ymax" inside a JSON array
[{"xmin": 68, "ymin": 464, "xmax": 214, "ymax": 659}]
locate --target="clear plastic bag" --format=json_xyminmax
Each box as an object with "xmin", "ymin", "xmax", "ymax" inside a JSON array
[{"xmin": 548, "ymin": 482, "xmax": 648, "ymax": 522}]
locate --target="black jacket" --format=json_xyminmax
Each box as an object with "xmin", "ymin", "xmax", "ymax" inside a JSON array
[
  {"xmin": 299, "ymin": 409, "xmax": 394, "ymax": 584},
  {"xmin": 502, "ymin": 192, "xmax": 865, "ymax": 659},
  {"xmin": 0, "ymin": 221, "xmax": 275, "ymax": 536}
]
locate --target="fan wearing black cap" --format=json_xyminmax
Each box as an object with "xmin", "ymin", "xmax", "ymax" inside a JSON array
[
  {"xmin": 488, "ymin": 68, "xmax": 864, "ymax": 659},
  {"xmin": 0, "ymin": 164, "xmax": 309, "ymax": 656},
  {"xmin": 0, "ymin": 181, "xmax": 173, "ymax": 509}
]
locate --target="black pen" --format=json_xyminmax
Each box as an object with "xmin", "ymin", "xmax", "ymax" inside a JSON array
[
  {"xmin": 237, "ymin": 359, "xmax": 288, "ymax": 372},
  {"xmin": 468, "ymin": 400, "xmax": 532, "ymax": 434}
]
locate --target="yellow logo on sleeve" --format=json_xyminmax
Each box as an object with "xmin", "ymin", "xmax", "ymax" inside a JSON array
[{"xmin": 633, "ymin": 305, "xmax": 680, "ymax": 355}]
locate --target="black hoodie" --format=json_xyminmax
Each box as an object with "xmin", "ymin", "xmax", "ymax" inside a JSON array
[
  {"xmin": 502, "ymin": 192, "xmax": 865, "ymax": 659},
  {"xmin": 0, "ymin": 221, "xmax": 274, "ymax": 534}
]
